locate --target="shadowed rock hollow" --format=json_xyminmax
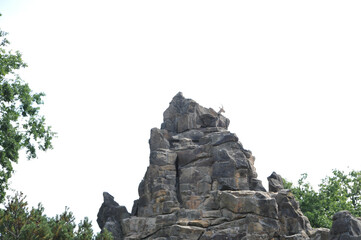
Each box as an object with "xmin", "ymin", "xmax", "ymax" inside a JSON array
[{"xmin": 97, "ymin": 92, "xmax": 360, "ymax": 240}]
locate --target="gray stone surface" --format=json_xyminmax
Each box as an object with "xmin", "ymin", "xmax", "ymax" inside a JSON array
[
  {"xmin": 161, "ymin": 92, "xmax": 229, "ymax": 133},
  {"xmin": 97, "ymin": 192, "xmax": 130, "ymax": 240},
  {"xmin": 149, "ymin": 128, "xmax": 170, "ymax": 151},
  {"xmin": 271, "ymin": 189, "xmax": 312, "ymax": 238},
  {"xmin": 97, "ymin": 92, "xmax": 358, "ymax": 240},
  {"xmin": 268, "ymin": 171, "xmax": 285, "ymax": 192},
  {"xmin": 310, "ymin": 228, "xmax": 330, "ymax": 240},
  {"xmin": 330, "ymin": 211, "xmax": 361, "ymax": 240}
]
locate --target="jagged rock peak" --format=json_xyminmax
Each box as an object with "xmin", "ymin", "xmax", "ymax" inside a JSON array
[
  {"xmin": 103, "ymin": 192, "xmax": 115, "ymax": 205},
  {"xmin": 97, "ymin": 93, "xmax": 361, "ymax": 240},
  {"xmin": 161, "ymin": 92, "xmax": 230, "ymax": 133},
  {"xmin": 173, "ymin": 91, "xmax": 185, "ymax": 100},
  {"xmin": 267, "ymin": 171, "xmax": 284, "ymax": 192},
  {"xmin": 97, "ymin": 192, "xmax": 130, "ymax": 240}
]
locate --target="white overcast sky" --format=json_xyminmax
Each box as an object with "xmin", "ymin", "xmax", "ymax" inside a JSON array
[{"xmin": 1, "ymin": 0, "xmax": 361, "ymax": 232}]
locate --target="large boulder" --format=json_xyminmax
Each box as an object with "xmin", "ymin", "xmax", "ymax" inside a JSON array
[
  {"xmin": 271, "ymin": 189, "xmax": 312, "ymax": 238},
  {"xmin": 161, "ymin": 92, "xmax": 230, "ymax": 133},
  {"xmin": 268, "ymin": 171, "xmax": 284, "ymax": 192},
  {"xmin": 97, "ymin": 192, "xmax": 130, "ymax": 240},
  {"xmin": 310, "ymin": 228, "xmax": 330, "ymax": 240},
  {"xmin": 330, "ymin": 210, "xmax": 361, "ymax": 240}
]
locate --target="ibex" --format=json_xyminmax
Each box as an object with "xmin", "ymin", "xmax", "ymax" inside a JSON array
[{"xmin": 218, "ymin": 105, "xmax": 225, "ymax": 115}]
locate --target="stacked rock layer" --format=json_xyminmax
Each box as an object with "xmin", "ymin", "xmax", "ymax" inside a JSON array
[{"xmin": 97, "ymin": 93, "xmax": 359, "ymax": 240}]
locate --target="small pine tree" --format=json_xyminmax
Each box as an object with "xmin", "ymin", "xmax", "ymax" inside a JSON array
[
  {"xmin": 0, "ymin": 191, "xmax": 111, "ymax": 239},
  {"xmin": 95, "ymin": 229, "xmax": 114, "ymax": 240},
  {"xmin": 75, "ymin": 217, "xmax": 94, "ymax": 240}
]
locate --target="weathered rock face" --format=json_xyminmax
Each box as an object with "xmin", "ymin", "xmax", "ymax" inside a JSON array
[
  {"xmin": 97, "ymin": 93, "xmax": 359, "ymax": 239},
  {"xmin": 270, "ymin": 189, "xmax": 312, "ymax": 239},
  {"xmin": 268, "ymin": 172, "xmax": 284, "ymax": 193},
  {"xmin": 161, "ymin": 92, "xmax": 230, "ymax": 133},
  {"xmin": 135, "ymin": 93, "xmax": 265, "ymax": 222},
  {"xmin": 97, "ymin": 192, "xmax": 130, "ymax": 240},
  {"xmin": 330, "ymin": 211, "xmax": 361, "ymax": 240}
]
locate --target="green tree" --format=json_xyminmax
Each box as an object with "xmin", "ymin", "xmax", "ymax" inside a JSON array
[
  {"xmin": 0, "ymin": 191, "xmax": 113, "ymax": 239},
  {"xmin": 48, "ymin": 207, "xmax": 76, "ymax": 240},
  {"xmin": 95, "ymin": 229, "xmax": 114, "ymax": 240},
  {"xmin": 75, "ymin": 217, "xmax": 94, "ymax": 240},
  {"xmin": 0, "ymin": 14, "xmax": 56, "ymax": 202},
  {"xmin": 285, "ymin": 169, "xmax": 361, "ymax": 228},
  {"xmin": 0, "ymin": 192, "xmax": 52, "ymax": 239}
]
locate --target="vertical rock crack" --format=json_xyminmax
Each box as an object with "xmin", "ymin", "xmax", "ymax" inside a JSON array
[{"xmin": 175, "ymin": 156, "xmax": 183, "ymax": 205}]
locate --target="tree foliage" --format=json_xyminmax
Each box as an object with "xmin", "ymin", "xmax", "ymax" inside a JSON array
[
  {"xmin": 285, "ymin": 169, "xmax": 361, "ymax": 228},
  {"xmin": 0, "ymin": 191, "xmax": 113, "ymax": 240},
  {"xmin": 0, "ymin": 14, "xmax": 56, "ymax": 202}
]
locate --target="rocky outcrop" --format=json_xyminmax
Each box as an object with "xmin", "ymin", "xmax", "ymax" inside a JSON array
[
  {"xmin": 330, "ymin": 211, "xmax": 361, "ymax": 239},
  {"xmin": 161, "ymin": 92, "xmax": 230, "ymax": 133},
  {"xmin": 271, "ymin": 189, "xmax": 312, "ymax": 239},
  {"xmin": 268, "ymin": 172, "xmax": 284, "ymax": 193},
  {"xmin": 97, "ymin": 192, "xmax": 130, "ymax": 240},
  {"xmin": 97, "ymin": 93, "xmax": 360, "ymax": 240},
  {"xmin": 310, "ymin": 228, "xmax": 330, "ymax": 240}
]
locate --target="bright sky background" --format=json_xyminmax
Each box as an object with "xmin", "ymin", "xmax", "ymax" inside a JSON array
[{"xmin": 1, "ymin": 0, "xmax": 361, "ymax": 232}]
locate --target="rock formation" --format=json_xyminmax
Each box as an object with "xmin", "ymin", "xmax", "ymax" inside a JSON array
[
  {"xmin": 97, "ymin": 192, "xmax": 130, "ymax": 239},
  {"xmin": 330, "ymin": 211, "xmax": 361, "ymax": 240},
  {"xmin": 268, "ymin": 172, "xmax": 284, "ymax": 193},
  {"xmin": 97, "ymin": 92, "xmax": 361, "ymax": 240}
]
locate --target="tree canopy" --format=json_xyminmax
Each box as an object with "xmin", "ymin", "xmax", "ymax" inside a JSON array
[
  {"xmin": 0, "ymin": 191, "xmax": 113, "ymax": 239},
  {"xmin": 0, "ymin": 13, "xmax": 56, "ymax": 202},
  {"xmin": 285, "ymin": 169, "xmax": 361, "ymax": 228}
]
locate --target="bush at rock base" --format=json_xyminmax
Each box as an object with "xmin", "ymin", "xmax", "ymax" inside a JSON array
[{"xmin": 284, "ymin": 169, "xmax": 361, "ymax": 229}]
